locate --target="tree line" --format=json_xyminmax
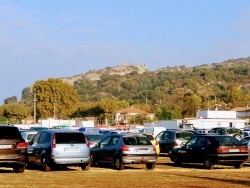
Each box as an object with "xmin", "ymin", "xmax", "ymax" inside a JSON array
[{"xmin": 1, "ymin": 57, "xmax": 250, "ymax": 125}]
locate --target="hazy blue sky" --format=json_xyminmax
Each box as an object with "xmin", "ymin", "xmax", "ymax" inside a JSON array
[{"xmin": 0, "ymin": 1, "xmax": 250, "ymax": 104}]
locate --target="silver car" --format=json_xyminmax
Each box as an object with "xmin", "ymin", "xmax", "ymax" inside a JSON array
[
  {"xmin": 27, "ymin": 129, "xmax": 91, "ymax": 171},
  {"xmin": 90, "ymin": 134, "xmax": 157, "ymax": 170}
]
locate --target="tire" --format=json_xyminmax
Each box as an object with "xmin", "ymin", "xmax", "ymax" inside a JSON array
[
  {"xmin": 13, "ymin": 164, "xmax": 25, "ymax": 173},
  {"xmin": 204, "ymin": 158, "xmax": 214, "ymax": 170},
  {"xmin": 234, "ymin": 162, "xmax": 244, "ymax": 169},
  {"xmin": 81, "ymin": 163, "xmax": 90, "ymax": 171},
  {"xmin": 146, "ymin": 163, "xmax": 156, "ymax": 169},
  {"xmin": 114, "ymin": 157, "xmax": 125, "ymax": 170},
  {"xmin": 173, "ymin": 155, "xmax": 182, "ymax": 166},
  {"xmin": 41, "ymin": 156, "xmax": 51, "ymax": 172},
  {"xmin": 234, "ymin": 134, "xmax": 242, "ymax": 140}
]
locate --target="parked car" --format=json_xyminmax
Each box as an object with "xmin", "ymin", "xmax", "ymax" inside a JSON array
[
  {"xmin": 240, "ymin": 136, "xmax": 250, "ymax": 161},
  {"xmin": 29, "ymin": 126, "xmax": 49, "ymax": 132},
  {"xmin": 84, "ymin": 133, "xmax": 105, "ymax": 148},
  {"xmin": 79, "ymin": 127, "xmax": 100, "ymax": 134},
  {"xmin": 0, "ymin": 125, "xmax": 27, "ymax": 173},
  {"xmin": 27, "ymin": 129, "xmax": 91, "ymax": 171},
  {"xmin": 208, "ymin": 127, "xmax": 244, "ymax": 140},
  {"xmin": 155, "ymin": 130, "xmax": 195, "ymax": 156},
  {"xmin": 170, "ymin": 135, "xmax": 249, "ymax": 170},
  {"xmin": 21, "ymin": 131, "xmax": 38, "ymax": 143},
  {"xmin": 90, "ymin": 134, "xmax": 157, "ymax": 170}
]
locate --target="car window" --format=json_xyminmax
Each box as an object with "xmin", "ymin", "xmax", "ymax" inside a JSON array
[
  {"xmin": 186, "ymin": 137, "xmax": 198, "ymax": 147},
  {"xmin": 55, "ymin": 132, "xmax": 86, "ymax": 144},
  {"xmin": 109, "ymin": 136, "xmax": 120, "ymax": 146},
  {"xmin": 156, "ymin": 131, "xmax": 164, "ymax": 139},
  {"xmin": 0, "ymin": 127, "xmax": 22, "ymax": 139},
  {"xmin": 176, "ymin": 132, "xmax": 194, "ymax": 140},
  {"xmin": 31, "ymin": 132, "xmax": 42, "ymax": 144},
  {"xmin": 99, "ymin": 136, "xmax": 112, "ymax": 148},
  {"xmin": 38, "ymin": 132, "xmax": 50, "ymax": 144},
  {"xmin": 240, "ymin": 138, "xmax": 250, "ymax": 145},
  {"xmin": 195, "ymin": 137, "xmax": 206, "ymax": 147},
  {"xmin": 162, "ymin": 132, "xmax": 171, "ymax": 140},
  {"xmin": 214, "ymin": 136, "xmax": 240, "ymax": 146},
  {"xmin": 123, "ymin": 136, "xmax": 151, "ymax": 145}
]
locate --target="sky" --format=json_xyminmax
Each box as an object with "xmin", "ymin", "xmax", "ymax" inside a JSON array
[{"xmin": 0, "ymin": 0, "xmax": 250, "ymax": 104}]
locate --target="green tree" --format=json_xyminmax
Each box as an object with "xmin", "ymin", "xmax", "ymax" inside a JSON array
[
  {"xmin": 4, "ymin": 96, "xmax": 18, "ymax": 104},
  {"xmin": 2, "ymin": 103, "xmax": 30, "ymax": 123},
  {"xmin": 98, "ymin": 98, "xmax": 118, "ymax": 125},
  {"xmin": 33, "ymin": 78, "xmax": 79, "ymax": 119}
]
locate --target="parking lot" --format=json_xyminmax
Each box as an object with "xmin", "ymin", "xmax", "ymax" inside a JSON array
[{"xmin": 0, "ymin": 157, "xmax": 250, "ymax": 188}]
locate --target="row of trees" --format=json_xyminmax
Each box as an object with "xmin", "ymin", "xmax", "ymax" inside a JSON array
[{"xmin": 1, "ymin": 58, "xmax": 250, "ymax": 124}]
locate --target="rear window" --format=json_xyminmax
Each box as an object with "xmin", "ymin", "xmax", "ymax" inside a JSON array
[
  {"xmin": 123, "ymin": 136, "xmax": 152, "ymax": 145},
  {"xmin": 176, "ymin": 132, "xmax": 194, "ymax": 140},
  {"xmin": 213, "ymin": 136, "xmax": 240, "ymax": 146},
  {"xmin": 55, "ymin": 133, "xmax": 86, "ymax": 144},
  {"xmin": 0, "ymin": 127, "xmax": 22, "ymax": 139}
]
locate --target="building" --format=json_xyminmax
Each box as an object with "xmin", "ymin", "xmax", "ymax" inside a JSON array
[{"xmin": 113, "ymin": 106, "xmax": 154, "ymax": 125}]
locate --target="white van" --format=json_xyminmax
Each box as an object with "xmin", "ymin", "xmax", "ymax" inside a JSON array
[{"xmin": 142, "ymin": 127, "xmax": 166, "ymax": 137}]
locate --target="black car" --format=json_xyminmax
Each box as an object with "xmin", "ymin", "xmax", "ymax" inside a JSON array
[
  {"xmin": 170, "ymin": 135, "xmax": 249, "ymax": 170},
  {"xmin": 0, "ymin": 125, "xmax": 27, "ymax": 173},
  {"xmin": 156, "ymin": 130, "xmax": 195, "ymax": 156}
]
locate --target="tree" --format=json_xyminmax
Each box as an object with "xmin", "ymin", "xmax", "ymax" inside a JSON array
[
  {"xmin": 4, "ymin": 96, "xmax": 18, "ymax": 104},
  {"xmin": 33, "ymin": 78, "xmax": 79, "ymax": 119},
  {"xmin": 2, "ymin": 103, "xmax": 30, "ymax": 123},
  {"xmin": 98, "ymin": 98, "xmax": 118, "ymax": 125}
]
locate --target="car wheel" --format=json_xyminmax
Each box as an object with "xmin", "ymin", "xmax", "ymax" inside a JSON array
[
  {"xmin": 204, "ymin": 158, "xmax": 214, "ymax": 170},
  {"xmin": 115, "ymin": 157, "xmax": 125, "ymax": 170},
  {"xmin": 81, "ymin": 163, "xmax": 90, "ymax": 171},
  {"xmin": 234, "ymin": 134, "xmax": 242, "ymax": 140},
  {"xmin": 173, "ymin": 155, "xmax": 182, "ymax": 166},
  {"xmin": 234, "ymin": 162, "xmax": 244, "ymax": 169},
  {"xmin": 41, "ymin": 156, "xmax": 51, "ymax": 172},
  {"xmin": 146, "ymin": 163, "xmax": 156, "ymax": 169},
  {"xmin": 13, "ymin": 164, "xmax": 25, "ymax": 173}
]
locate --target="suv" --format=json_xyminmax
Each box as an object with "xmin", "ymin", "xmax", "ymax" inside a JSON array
[
  {"xmin": 0, "ymin": 125, "xmax": 27, "ymax": 173},
  {"xmin": 156, "ymin": 129, "xmax": 195, "ymax": 156},
  {"xmin": 208, "ymin": 127, "xmax": 244, "ymax": 140},
  {"xmin": 27, "ymin": 129, "xmax": 91, "ymax": 171},
  {"xmin": 90, "ymin": 134, "xmax": 157, "ymax": 170}
]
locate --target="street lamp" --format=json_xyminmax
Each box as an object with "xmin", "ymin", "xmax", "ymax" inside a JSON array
[{"xmin": 33, "ymin": 90, "xmax": 37, "ymax": 124}]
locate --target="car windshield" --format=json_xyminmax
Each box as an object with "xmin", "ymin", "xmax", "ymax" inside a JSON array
[
  {"xmin": 86, "ymin": 135, "xmax": 105, "ymax": 141},
  {"xmin": 123, "ymin": 136, "xmax": 152, "ymax": 145}
]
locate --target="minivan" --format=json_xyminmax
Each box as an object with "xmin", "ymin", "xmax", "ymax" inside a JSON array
[{"xmin": 27, "ymin": 129, "xmax": 91, "ymax": 171}]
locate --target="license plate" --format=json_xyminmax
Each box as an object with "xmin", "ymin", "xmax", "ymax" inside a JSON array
[
  {"xmin": 134, "ymin": 148, "xmax": 149, "ymax": 152},
  {"xmin": 0, "ymin": 145, "xmax": 12, "ymax": 149},
  {"xmin": 64, "ymin": 147, "xmax": 80, "ymax": 152},
  {"xmin": 229, "ymin": 149, "xmax": 240, "ymax": 152}
]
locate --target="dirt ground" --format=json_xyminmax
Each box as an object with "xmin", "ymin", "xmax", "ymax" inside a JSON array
[{"xmin": 0, "ymin": 157, "xmax": 250, "ymax": 188}]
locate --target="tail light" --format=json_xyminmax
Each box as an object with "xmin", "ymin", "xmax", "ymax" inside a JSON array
[
  {"xmin": 240, "ymin": 146, "xmax": 248, "ymax": 152},
  {"xmin": 87, "ymin": 142, "xmax": 91, "ymax": 148},
  {"xmin": 216, "ymin": 147, "xmax": 229, "ymax": 153},
  {"xmin": 16, "ymin": 142, "xmax": 27, "ymax": 149},
  {"xmin": 173, "ymin": 142, "xmax": 178, "ymax": 147},
  {"xmin": 52, "ymin": 133, "xmax": 56, "ymax": 148},
  {"xmin": 120, "ymin": 145, "xmax": 130, "ymax": 151},
  {"xmin": 153, "ymin": 146, "xmax": 156, "ymax": 152}
]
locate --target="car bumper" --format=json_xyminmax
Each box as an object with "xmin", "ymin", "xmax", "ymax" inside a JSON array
[
  {"xmin": 209, "ymin": 153, "xmax": 249, "ymax": 163},
  {"xmin": 51, "ymin": 157, "xmax": 90, "ymax": 165},
  {"xmin": 122, "ymin": 154, "xmax": 157, "ymax": 164}
]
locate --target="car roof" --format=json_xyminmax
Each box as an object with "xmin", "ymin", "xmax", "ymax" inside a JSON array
[{"xmin": 40, "ymin": 129, "xmax": 81, "ymax": 133}]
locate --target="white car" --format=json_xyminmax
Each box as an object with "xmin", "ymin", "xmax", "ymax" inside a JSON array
[{"xmin": 21, "ymin": 131, "xmax": 38, "ymax": 143}]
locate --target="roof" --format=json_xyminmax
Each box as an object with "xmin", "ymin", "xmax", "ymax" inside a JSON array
[{"xmin": 117, "ymin": 106, "xmax": 147, "ymax": 114}]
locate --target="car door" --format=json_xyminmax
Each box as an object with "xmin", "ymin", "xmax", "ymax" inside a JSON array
[
  {"xmin": 179, "ymin": 137, "xmax": 198, "ymax": 163},
  {"xmin": 156, "ymin": 131, "xmax": 173, "ymax": 154},
  {"xmin": 103, "ymin": 135, "xmax": 120, "ymax": 162},
  {"xmin": 187, "ymin": 136, "xmax": 207, "ymax": 163},
  {"xmin": 27, "ymin": 131, "xmax": 42, "ymax": 163},
  {"xmin": 91, "ymin": 136, "xmax": 112, "ymax": 163}
]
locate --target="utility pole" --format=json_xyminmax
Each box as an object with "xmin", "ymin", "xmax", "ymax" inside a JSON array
[{"xmin": 33, "ymin": 90, "xmax": 37, "ymax": 124}]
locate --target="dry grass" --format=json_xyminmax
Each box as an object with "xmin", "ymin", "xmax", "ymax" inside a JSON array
[{"xmin": 0, "ymin": 158, "xmax": 250, "ymax": 188}]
